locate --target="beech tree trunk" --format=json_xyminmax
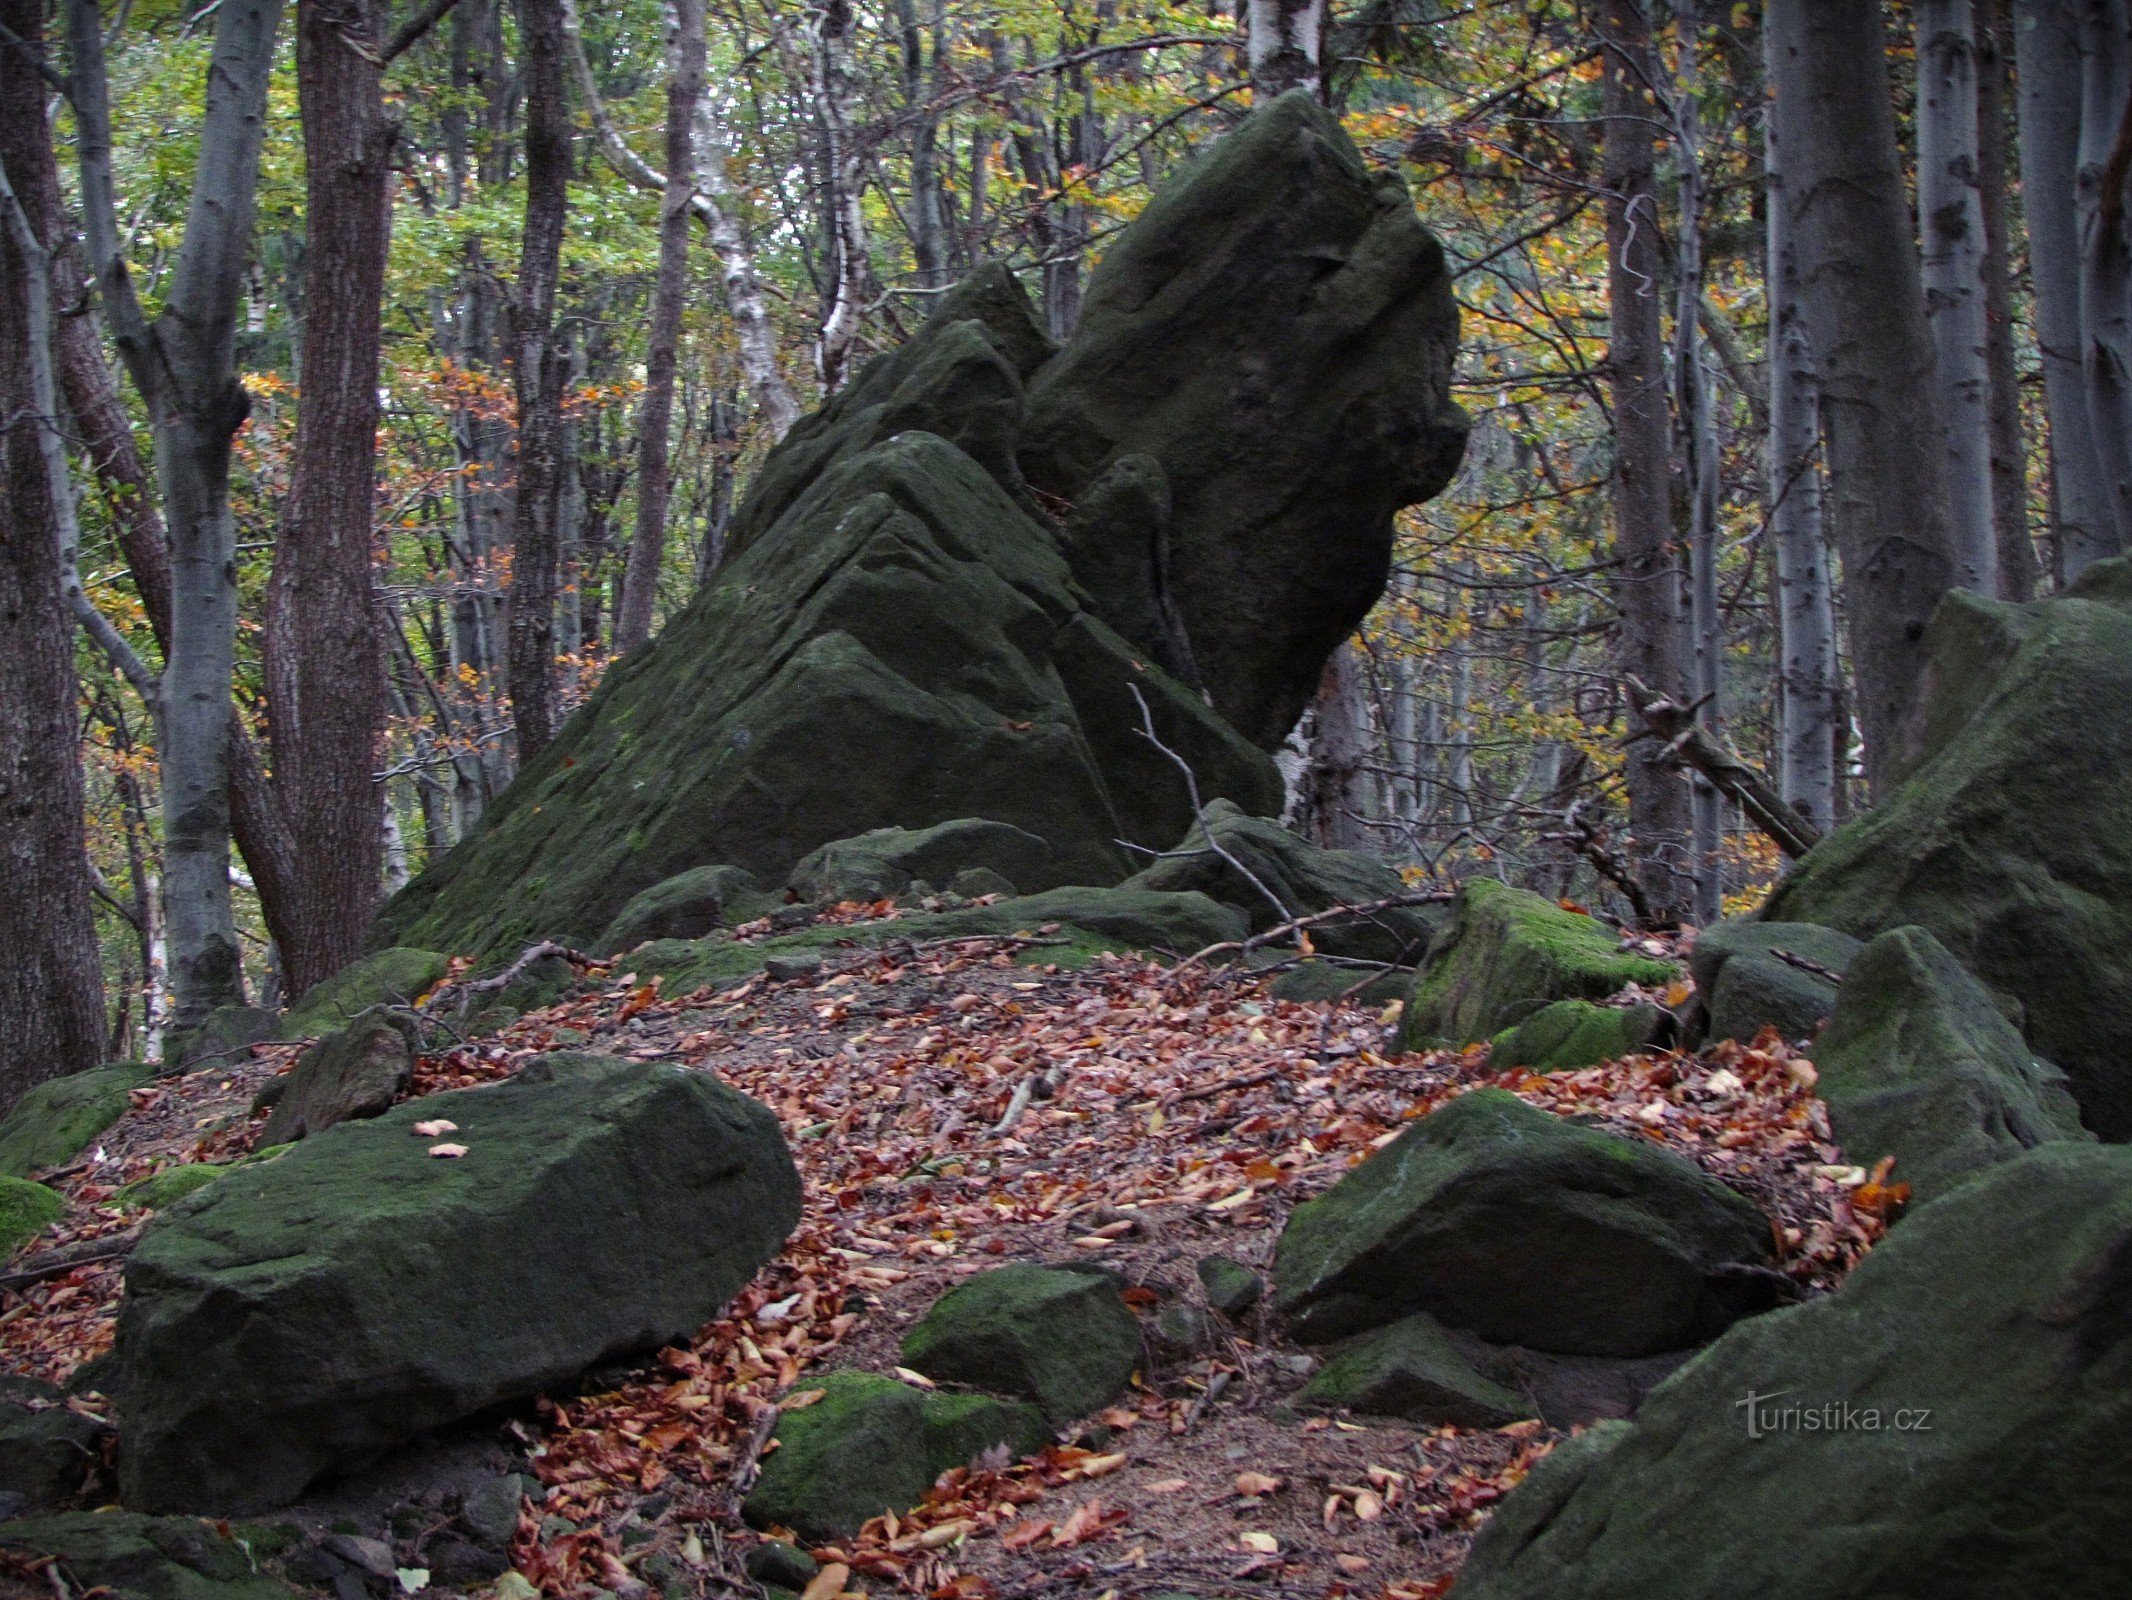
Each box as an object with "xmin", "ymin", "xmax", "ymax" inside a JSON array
[
  {"xmin": 1976, "ymin": 0, "xmax": 2037, "ymax": 598},
  {"xmin": 812, "ymin": 0, "xmax": 870, "ymax": 393},
  {"xmin": 1297, "ymin": 642, "xmax": 1374, "ymax": 852},
  {"xmin": 1764, "ymin": 45, "xmax": 1841, "ymax": 834},
  {"xmin": 2019, "ymin": 0, "xmax": 2119, "ymax": 577},
  {"xmin": 506, "ymin": 0, "xmax": 572, "ymax": 763},
  {"xmin": 1601, "ymin": 0, "xmax": 1690, "ymax": 924},
  {"xmin": 1766, "ymin": 0, "xmax": 1960, "ymax": 795},
  {"xmin": 1247, "ymin": 0, "xmax": 1324, "ymax": 98},
  {"xmin": 2077, "ymin": 1, "xmax": 2132, "ymax": 555},
  {"xmin": 0, "ymin": 0, "xmax": 106, "ymax": 1104},
  {"xmin": 261, "ymin": 0, "xmax": 395, "ymax": 998},
  {"xmin": 611, "ymin": 0, "xmax": 705, "ymax": 656},
  {"xmin": 1916, "ymin": 0, "xmax": 1998, "ymax": 591},
  {"xmin": 68, "ymin": 0, "xmax": 285, "ymax": 1028}
]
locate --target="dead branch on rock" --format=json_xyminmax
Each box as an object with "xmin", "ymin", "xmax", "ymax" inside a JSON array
[
  {"xmin": 1626, "ymin": 676, "xmax": 1824, "ymax": 860},
  {"xmin": 1174, "ymin": 891, "xmax": 1453, "ymax": 973},
  {"xmin": 422, "ymin": 941, "xmax": 606, "ymax": 1021},
  {"xmin": 1544, "ymin": 799, "xmax": 1659, "ymax": 930}
]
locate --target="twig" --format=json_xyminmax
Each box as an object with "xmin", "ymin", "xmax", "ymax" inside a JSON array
[
  {"xmin": 1182, "ymin": 1369, "xmax": 1233, "ymax": 1432},
  {"xmin": 1, "ymin": 1227, "xmax": 144, "ymax": 1293},
  {"xmin": 1173, "ymin": 892, "xmax": 1453, "ymax": 973},
  {"xmin": 1166, "ymin": 1068, "xmax": 1281, "ymax": 1106},
  {"xmin": 990, "ymin": 1060, "xmax": 1069, "ymax": 1136},
  {"xmin": 1770, "ymin": 947, "xmax": 1844, "ymax": 984},
  {"xmin": 720, "ymin": 1404, "xmax": 781, "ymax": 1521},
  {"xmin": 424, "ymin": 941, "xmax": 604, "ymax": 1020},
  {"xmin": 1545, "ymin": 800, "xmax": 1658, "ymax": 929}
]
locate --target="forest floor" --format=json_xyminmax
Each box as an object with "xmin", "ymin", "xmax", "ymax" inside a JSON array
[{"xmin": 0, "ymin": 918, "xmax": 1898, "ymax": 1600}]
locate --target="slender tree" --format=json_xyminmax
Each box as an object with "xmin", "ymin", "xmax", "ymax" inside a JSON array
[
  {"xmin": 812, "ymin": 0, "xmax": 870, "ymax": 392},
  {"xmin": 2077, "ymin": 0, "xmax": 2132, "ymax": 555},
  {"xmin": 68, "ymin": 0, "xmax": 285, "ymax": 1028},
  {"xmin": 1247, "ymin": 0, "xmax": 1324, "ymax": 98},
  {"xmin": 1766, "ymin": 0, "xmax": 1960, "ymax": 793},
  {"xmin": 506, "ymin": 0, "xmax": 572, "ymax": 762},
  {"xmin": 0, "ymin": 0, "xmax": 106, "ymax": 1103},
  {"xmin": 2019, "ymin": 0, "xmax": 2119, "ymax": 577},
  {"xmin": 1600, "ymin": 0, "xmax": 1689, "ymax": 922},
  {"xmin": 1915, "ymin": 0, "xmax": 1998, "ymax": 591},
  {"xmin": 1975, "ymin": 0, "xmax": 2037, "ymax": 598}
]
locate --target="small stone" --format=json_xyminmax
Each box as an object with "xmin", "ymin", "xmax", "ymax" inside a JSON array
[
  {"xmin": 899, "ymin": 1264, "xmax": 1141, "ymax": 1423},
  {"xmin": 762, "ymin": 955, "xmax": 824, "ymax": 983},
  {"xmin": 320, "ymin": 1533, "xmax": 397, "ymax": 1579},
  {"xmin": 744, "ymin": 1541, "xmax": 820, "ymax": 1591},
  {"xmin": 457, "ymin": 1474, "xmax": 532, "ymax": 1551},
  {"xmin": 1197, "ymin": 1256, "xmax": 1261, "ymax": 1318},
  {"xmin": 1152, "ymin": 1301, "xmax": 1216, "ymax": 1358}
]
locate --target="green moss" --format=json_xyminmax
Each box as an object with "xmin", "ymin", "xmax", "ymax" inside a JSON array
[
  {"xmin": 0, "ymin": 1064, "xmax": 151, "ymax": 1179},
  {"xmin": 1489, "ymin": 1000, "xmax": 1667, "ymax": 1072},
  {"xmin": 279, "ymin": 949, "xmax": 447, "ymax": 1040},
  {"xmin": 0, "ymin": 1513, "xmax": 297, "ymax": 1600},
  {"xmin": 1399, "ymin": 879, "xmax": 1676, "ymax": 1052},
  {"xmin": 1297, "ymin": 1312, "xmax": 1535, "ymax": 1427},
  {"xmin": 0, "ymin": 1177, "xmax": 63, "ymax": 1256},
  {"xmin": 114, "ymin": 1164, "xmax": 230, "ymax": 1213},
  {"xmin": 900, "ymin": 1264, "xmax": 1141, "ymax": 1423}
]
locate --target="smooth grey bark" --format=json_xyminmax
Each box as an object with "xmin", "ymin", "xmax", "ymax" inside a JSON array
[
  {"xmin": 1766, "ymin": 0, "xmax": 1961, "ymax": 795},
  {"xmin": 1916, "ymin": 0, "xmax": 1999, "ymax": 591},
  {"xmin": 1601, "ymin": 0, "xmax": 1690, "ymax": 923},
  {"xmin": 2019, "ymin": 0, "xmax": 2119, "ymax": 576},
  {"xmin": 1976, "ymin": 0, "xmax": 2037, "ymax": 597},
  {"xmin": 2077, "ymin": 0, "xmax": 2132, "ymax": 554},
  {"xmin": 0, "ymin": 0, "xmax": 106, "ymax": 1103},
  {"xmin": 811, "ymin": 0, "xmax": 869, "ymax": 392},
  {"xmin": 1671, "ymin": 1, "xmax": 1723, "ymax": 926},
  {"xmin": 1764, "ymin": 39, "xmax": 1840, "ymax": 834},
  {"xmin": 1297, "ymin": 641, "xmax": 1374, "ymax": 851},
  {"xmin": 68, "ymin": 0, "xmax": 284, "ymax": 1028},
  {"xmin": 1247, "ymin": 0, "xmax": 1323, "ymax": 97}
]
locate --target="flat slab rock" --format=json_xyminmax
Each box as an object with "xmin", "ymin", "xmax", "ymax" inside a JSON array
[
  {"xmin": 114, "ymin": 1054, "xmax": 800, "ymax": 1513},
  {"xmin": 1273, "ymin": 1089, "xmax": 1777, "ymax": 1354}
]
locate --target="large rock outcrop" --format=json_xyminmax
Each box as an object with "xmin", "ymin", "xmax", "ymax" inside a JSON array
[
  {"xmin": 113, "ymin": 1055, "xmax": 800, "ymax": 1513},
  {"xmin": 1762, "ymin": 559, "xmax": 2132, "ymax": 1136},
  {"xmin": 376, "ymin": 94, "xmax": 1462, "ymax": 963},
  {"xmin": 1453, "ymin": 1143, "xmax": 2132, "ymax": 1600}
]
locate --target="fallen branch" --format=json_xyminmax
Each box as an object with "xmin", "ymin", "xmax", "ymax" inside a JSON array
[
  {"xmin": 1626, "ymin": 677, "xmax": 1824, "ymax": 860},
  {"xmin": 1173, "ymin": 892, "xmax": 1452, "ymax": 973},
  {"xmin": 0, "ymin": 1227, "xmax": 143, "ymax": 1293},
  {"xmin": 1544, "ymin": 800, "xmax": 1659, "ymax": 930},
  {"xmin": 1182, "ymin": 1368, "xmax": 1233, "ymax": 1432},
  {"xmin": 424, "ymin": 941, "xmax": 605, "ymax": 1020},
  {"xmin": 1166, "ymin": 1067, "xmax": 1281, "ymax": 1105},
  {"xmin": 720, "ymin": 1403, "xmax": 781, "ymax": 1521},
  {"xmin": 1771, "ymin": 947, "xmax": 1844, "ymax": 984}
]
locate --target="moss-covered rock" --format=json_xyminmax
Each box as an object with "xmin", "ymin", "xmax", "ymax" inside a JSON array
[
  {"xmin": 113, "ymin": 1164, "xmax": 228, "ymax": 1213},
  {"xmin": 168, "ymin": 1007, "xmax": 279, "ymax": 1072},
  {"xmin": 0, "ymin": 1176, "xmax": 61, "ymax": 1257},
  {"xmin": 1265, "ymin": 960, "xmax": 1411, "ymax": 1007},
  {"xmin": 0, "ymin": 1063, "xmax": 149, "ymax": 1179},
  {"xmin": 1273, "ymin": 1089, "xmax": 1774, "ymax": 1353},
  {"xmin": 594, "ymin": 866, "xmax": 770, "ymax": 954},
  {"xmin": 0, "ymin": 1392, "xmax": 110, "ymax": 1509},
  {"xmin": 114, "ymin": 1056, "xmax": 802, "ymax": 1513},
  {"xmin": 1816, "ymin": 926, "xmax": 2091, "ymax": 1204},
  {"xmin": 278, "ymin": 948, "xmax": 447, "ymax": 1040},
  {"xmin": 1489, "ymin": 1001, "xmax": 1668, "ymax": 1072},
  {"xmin": 742, "ymin": 1372, "xmax": 1047, "ymax": 1541},
  {"xmin": 0, "ymin": 1512, "xmax": 296, "ymax": 1600},
  {"xmin": 1688, "ymin": 920, "xmax": 1860, "ymax": 1047},
  {"xmin": 1398, "ymin": 880, "xmax": 1676, "ymax": 1052},
  {"xmin": 1019, "ymin": 91, "xmax": 1467, "ymax": 746},
  {"xmin": 1454, "ymin": 1143, "xmax": 2132, "ymax": 1600},
  {"xmin": 1297, "ymin": 1312, "xmax": 1537, "ymax": 1428},
  {"xmin": 900, "ymin": 1264, "xmax": 1141, "ymax": 1423},
  {"xmin": 1120, "ymin": 800, "xmax": 1444, "ymax": 963},
  {"xmin": 256, "ymin": 1010, "xmax": 413, "ymax": 1146},
  {"xmin": 1197, "ymin": 1256, "xmax": 1260, "ymax": 1318},
  {"xmin": 1761, "ymin": 560, "xmax": 2132, "ymax": 1137},
  {"xmin": 788, "ymin": 819, "xmax": 1061, "ymax": 903}
]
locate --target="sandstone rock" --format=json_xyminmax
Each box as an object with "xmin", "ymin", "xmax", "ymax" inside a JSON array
[
  {"xmin": 0, "ymin": 1513, "xmax": 296, "ymax": 1600},
  {"xmin": 788, "ymin": 819, "xmax": 1060, "ymax": 903},
  {"xmin": 258, "ymin": 1009, "xmax": 414, "ymax": 1145},
  {"xmin": 900, "ymin": 1264, "xmax": 1140, "ymax": 1424},
  {"xmin": 0, "ymin": 1063, "xmax": 149, "ymax": 1178},
  {"xmin": 114, "ymin": 1055, "xmax": 800, "ymax": 1512},
  {"xmin": 1688, "ymin": 920, "xmax": 1860, "ymax": 1047},
  {"xmin": 595, "ymin": 866, "xmax": 769, "ymax": 954},
  {"xmin": 0, "ymin": 1176, "xmax": 61, "ymax": 1256},
  {"xmin": 1273, "ymin": 1090, "xmax": 1775, "ymax": 1353},
  {"xmin": 1296, "ymin": 1312, "xmax": 1537, "ymax": 1428},
  {"xmin": 1489, "ymin": 1000, "xmax": 1668, "ymax": 1072},
  {"xmin": 278, "ymin": 949, "xmax": 447, "ymax": 1040}
]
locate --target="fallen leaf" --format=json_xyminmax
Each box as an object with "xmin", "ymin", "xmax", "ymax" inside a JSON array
[
  {"xmin": 427, "ymin": 1143, "xmax": 469, "ymax": 1159},
  {"xmin": 1234, "ymin": 1471, "xmax": 1281, "ymax": 1498},
  {"xmin": 1334, "ymin": 1554, "xmax": 1373, "ymax": 1575},
  {"xmin": 1001, "ymin": 1519, "xmax": 1053, "ymax": 1550},
  {"xmin": 1353, "ymin": 1489, "xmax": 1384, "ymax": 1521},
  {"xmin": 411, "ymin": 1120, "xmax": 457, "ymax": 1138},
  {"xmin": 781, "ymin": 1388, "xmax": 827, "ymax": 1412},
  {"xmin": 893, "ymin": 1366, "xmax": 937, "ymax": 1388},
  {"xmin": 799, "ymin": 1563, "xmax": 849, "ymax": 1600},
  {"xmin": 1238, "ymin": 1531, "xmax": 1279, "ymax": 1554},
  {"xmin": 1145, "ymin": 1477, "xmax": 1189, "ymax": 1494}
]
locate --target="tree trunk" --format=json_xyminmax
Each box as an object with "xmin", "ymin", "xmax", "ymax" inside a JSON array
[
  {"xmin": 812, "ymin": 0, "xmax": 870, "ymax": 393},
  {"xmin": 1916, "ymin": 0, "xmax": 1999, "ymax": 591},
  {"xmin": 68, "ymin": 0, "xmax": 285, "ymax": 1027},
  {"xmin": 1297, "ymin": 642, "xmax": 1374, "ymax": 852},
  {"xmin": 1976, "ymin": 0, "xmax": 2037, "ymax": 598},
  {"xmin": 506, "ymin": 0, "xmax": 571, "ymax": 763},
  {"xmin": 262, "ymin": 0, "xmax": 395, "ymax": 999},
  {"xmin": 1764, "ymin": 45, "xmax": 1841, "ymax": 834},
  {"xmin": 1766, "ymin": 0, "xmax": 1960, "ymax": 795},
  {"xmin": 612, "ymin": 0, "xmax": 704, "ymax": 656},
  {"xmin": 2018, "ymin": 0, "xmax": 2119, "ymax": 577},
  {"xmin": 1601, "ymin": 0, "xmax": 1690, "ymax": 924},
  {"xmin": 2077, "ymin": 1, "xmax": 2132, "ymax": 555},
  {"xmin": 0, "ymin": 0, "xmax": 107, "ymax": 1104},
  {"xmin": 1671, "ymin": 0, "xmax": 1723, "ymax": 926},
  {"xmin": 1246, "ymin": 0, "xmax": 1324, "ymax": 98}
]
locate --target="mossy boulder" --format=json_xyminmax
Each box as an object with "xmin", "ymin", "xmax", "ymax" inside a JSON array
[
  {"xmin": 0, "ymin": 1063, "xmax": 149, "ymax": 1178},
  {"xmin": 1197, "ymin": 1256, "xmax": 1261, "ymax": 1318},
  {"xmin": 0, "ymin": 1176, "xmax": 61, "ymax": 1256},
  {"xmin": 1761, "ymin": 560, "xmax": 2132, "ymax": 1137},
  {"xmin": 278, "ymin": 948, "xmax": 447, "ymax": 1040},
  {"xmin": 788, "ymin": 819, "xmax": 1061, "ymax": 903},
  {"xmin": 1398, "ymin": 880, "xmax": 1676, "ymax": 1052},
  {"xmin": 594, "ymin": 866, "xmax": 770, "ymax": 954},
  {"xmin": 1816, "ymin": 926, "xmax": 2091, "ymax": 1204},
  {"xmin": 742, "ymin": 1372, "xmax": 1047, "ymax": 1542},
  {"xmin": 114, "ymin": 1055, "xmax": 801, "ymax": 1513},
  {"xmin": 256, "ymin": 1010, "xmax": 414, "ymax": 1146},
  {"xmin": 1273, "ymin": 1090, "xmax": 1774, "ymax": 1353},
  {"xmin": 1454, "ymin": 1143, "xmax": 2132, "ymax": 1600},
  {"xmin": 1019, "ymin": 91, "xmax": 1467, "ymax": 746},
  {"xmin": 1688, "ymin": 920, "xmax": 1860, "ymax": 1047},
  {"xmin": 0, "ymin": 1513, "xmax": 296, "ymax": 1600},
  {"xmin": 1265, "ymin": 960, "xmax": 1411, "ymax": 1007},
  {"xmin": 900, "ymin": 1264, "xmax": 1141, "ymax": 1424},
  {"xmin": 1120, "ymin": 799, "xmax": 1444, "ymax": 963},
  {"xmin": 0, "ymin": 1389, "xmax": 111, "ymax": 1509},
  {"xmin": 113, "ymin": 1164, "xmax": 228, "ymax": 1213},
  {"xmin": 1297, "ymin": 1311, "xmax": 1536, "ymax": 1428},
  {"xmin": 1489, "ymin": 1001, "xmax": 1668, "ymax": 1072},
  {"xmin": 168, "ymin": 1007, "xmax": 279, "ymax": 1071}
]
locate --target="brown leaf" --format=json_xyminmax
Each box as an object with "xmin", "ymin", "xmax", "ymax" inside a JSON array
[{"xmin": 798, "ymin": 1563, "xmax": 849, "ymax": 1600}]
